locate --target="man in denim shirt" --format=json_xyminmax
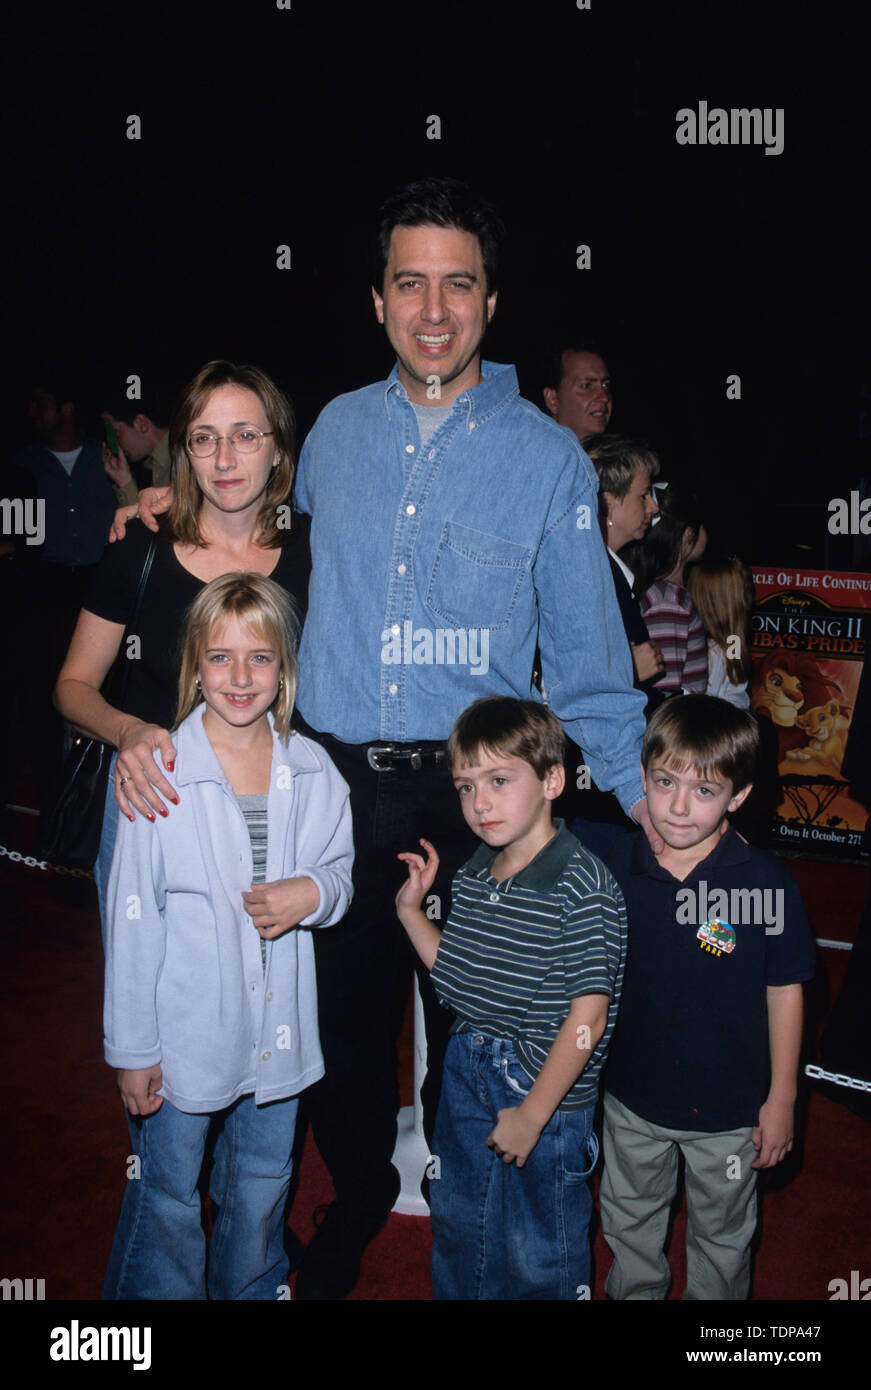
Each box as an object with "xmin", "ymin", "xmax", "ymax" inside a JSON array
[{"xmin": 291, "ymin": 176, "xmax": 654, "ymax": 1298}]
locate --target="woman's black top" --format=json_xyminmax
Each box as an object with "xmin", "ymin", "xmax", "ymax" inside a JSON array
[{"xmin": 82, "ymin": 516, "xmax": 311, "ymax": 731}]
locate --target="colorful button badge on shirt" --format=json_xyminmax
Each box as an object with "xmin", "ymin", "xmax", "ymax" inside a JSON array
[{"xmin": 696, "ymin": 918, "xmax": 736, "ymax": 958}]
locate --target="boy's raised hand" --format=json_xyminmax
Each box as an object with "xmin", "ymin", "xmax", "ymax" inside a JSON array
[
  {"xmin": 395, "ymin": 840, "xmax": 443, "ymax": 971},
  {"xmin": 395, "ymin": 838, "xmax": 440, "ymax": 916},
  {"xmin": 487, "ymin": 1106, "xmax": 544, "ymax": 1168},
  {"xmin": 117, "ymin": 1065, "xmax": 163, "ymax": 1116}
]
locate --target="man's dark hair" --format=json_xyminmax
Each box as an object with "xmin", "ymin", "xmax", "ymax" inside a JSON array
[
  {"xmin": 542, "ymin": 342, "xmax": 608, "ymax": 392},
  {"xmin": 446, "ymin": 696, "xmax": 565, "ymax": 780},
  {"xmin": 29, "ymin": 377, "xmax": 79, "ymax": 411},
  {"xmin": 642, "ymin": 694, "xmax": 759, "ymax": 794},
  {"xmin": 105, "ymin": 384, "xmax": 174, "ymax": 429},
  {"xmin": 372, "ymin": 176, "xmax": 506, "ymax": 295}
]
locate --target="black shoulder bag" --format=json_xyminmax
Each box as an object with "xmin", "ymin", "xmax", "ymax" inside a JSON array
[{"xmin": 38, "ymin": 538, "xmax": 158, "ymax": 871}]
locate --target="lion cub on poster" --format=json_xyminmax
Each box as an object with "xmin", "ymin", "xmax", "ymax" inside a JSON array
[{"xmin": 784, "ymin": 700, "xmax": 849, "ymax": 774}]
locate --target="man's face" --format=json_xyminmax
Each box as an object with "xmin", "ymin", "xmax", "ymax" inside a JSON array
[
  {"xmin": 28, "ymin": 389, "xmax": 61, "ymax": 441},
  {"xmin": 543, "ymin": 351, "xmax": 612, "ymax": 441},
  {"xmin": 112, "ymin": 417, "xmax": 151, "ymax": 462},
  {"xmin": 372, "ymin": 224, "xmax": 497, "ymax": 407}
]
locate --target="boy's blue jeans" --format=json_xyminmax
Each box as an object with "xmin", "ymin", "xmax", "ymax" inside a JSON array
[
  {"xmin": 429, "ymin": 1031, "xmax": 598, "ymax": 1300},
  {"xmin": 103, "ymin": 1092, "xmax": 298, "ymax": 1300}
]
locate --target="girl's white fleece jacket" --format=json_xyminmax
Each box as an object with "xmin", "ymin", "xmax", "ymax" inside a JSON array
[{"xmin": 104, "ymin": 705, "xmax": 354, "ymax": 1112}]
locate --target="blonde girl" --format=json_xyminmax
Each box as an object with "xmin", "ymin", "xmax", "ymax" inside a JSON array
[{"xmin": 102, "ymin": 573, "xmax": 353, "ymax": 1300}]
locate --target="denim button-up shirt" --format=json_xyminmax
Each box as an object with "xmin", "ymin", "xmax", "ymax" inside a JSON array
[{"xmin": 295, "ymin": 360, "xmax": 645, "ymax": 814}]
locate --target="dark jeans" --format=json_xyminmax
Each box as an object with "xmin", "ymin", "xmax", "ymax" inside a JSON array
[{"xmin": 295, "ymin": 722, "xmax": 479, "ymax": 1219}]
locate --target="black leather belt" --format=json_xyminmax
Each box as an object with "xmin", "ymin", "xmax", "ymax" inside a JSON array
[{"xmin": 364, "ymin": 742, "xmax": 446, "ymax": 772}]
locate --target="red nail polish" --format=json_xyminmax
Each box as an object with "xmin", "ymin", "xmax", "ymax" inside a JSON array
[
  {"xmin": 167, "ymin": 761, "xmax": 175, "ymax": 772},
  {"xmin": 147, "ymin": 812, "xmax": 155, "ymax": 822},
  {"xmin": 158, "ymin": 807, "xmax": 168, "ymax": 818},
  {"xmin": 170, "ymin": 795, "xmax": 179, "ymax": 805}
]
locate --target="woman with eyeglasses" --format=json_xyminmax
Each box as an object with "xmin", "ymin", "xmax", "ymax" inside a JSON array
[{"xmin": 55, "ymin": 360, "xmax": 311, "ymax": 922}]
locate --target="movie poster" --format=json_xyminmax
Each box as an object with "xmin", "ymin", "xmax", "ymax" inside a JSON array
[{"xmin": 750, "ymin": 568, "xmax": 870, "ymax": 859}]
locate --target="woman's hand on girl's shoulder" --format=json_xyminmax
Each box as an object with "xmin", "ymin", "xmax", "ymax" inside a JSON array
[{"xmin": 115, "ymin": 721, "xmax": 179, "ymax": 822}]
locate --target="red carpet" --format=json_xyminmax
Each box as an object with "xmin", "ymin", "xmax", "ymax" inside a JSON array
[{"xmin": 1, "ymin": 803, "xmax": 868, "ymax": 1303}]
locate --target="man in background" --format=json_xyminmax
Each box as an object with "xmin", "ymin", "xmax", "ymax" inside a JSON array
[
  {"xmin": 101, "ymin": 391, "xmax": 172, "ymax": 505},
  {"xmin": 543, "ymin": 341, "xmax": 613, "ymax": 442}
]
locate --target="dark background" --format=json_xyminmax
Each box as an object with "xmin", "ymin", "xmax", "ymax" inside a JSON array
[{"xmin": 8, "ymin": 0, "xmax": 868, "ymax": 571}]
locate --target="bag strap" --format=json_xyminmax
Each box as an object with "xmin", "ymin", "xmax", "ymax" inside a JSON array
[{"xmin": 105, "ymin": 535, "xmax": 159, "ymax": 707}]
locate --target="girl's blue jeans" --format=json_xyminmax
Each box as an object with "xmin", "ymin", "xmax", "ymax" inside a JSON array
[
  {"xmin": 103, "ymin": 1092, "xmax": 298, "ymax": 1300},
  {"xmin": 429, "ymin": 1031, "xmax": 599, "ymax": 1300}
]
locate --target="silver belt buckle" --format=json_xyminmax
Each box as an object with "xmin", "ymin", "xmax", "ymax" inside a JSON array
[{"xmin": 367, "ymin": 745, "xmax": 395, "ymax": 771}]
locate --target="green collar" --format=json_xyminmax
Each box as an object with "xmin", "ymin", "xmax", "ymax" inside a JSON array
[{"xmin": 466, "ymin": 819, "xmax": 581, "ymax": 892}]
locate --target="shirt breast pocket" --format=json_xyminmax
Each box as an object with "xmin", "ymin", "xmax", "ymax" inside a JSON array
[{"xmin": 426, "ymin": 521, "xmax": 532, "ymax": 631}]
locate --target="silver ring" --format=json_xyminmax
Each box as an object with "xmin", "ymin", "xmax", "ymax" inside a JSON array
[{"xmin": 119, "ymin": 776, "xmax": 130, "ymax": 786}]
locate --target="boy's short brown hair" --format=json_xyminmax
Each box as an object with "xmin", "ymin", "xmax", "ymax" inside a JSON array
[
  {"xmin": 642, "ymin": 694, "xmax": 758, "ymax": 792},
  {"xmin": 446, "ymin": 697, "xmax": 566, "ymax": 780}
]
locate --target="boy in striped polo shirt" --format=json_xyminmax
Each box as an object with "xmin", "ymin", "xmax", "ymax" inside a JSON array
[{"xmin": 396, "ymin": 696, "xmax": 627, "ymax": 1300}]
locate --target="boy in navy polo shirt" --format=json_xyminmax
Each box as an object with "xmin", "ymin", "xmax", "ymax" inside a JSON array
[
  {"xmin": 396, "ymin": 696, "xmax": 626, "ymax": 1300},
  {"xmin": 601, "ymin": 694, "xmax": 816, "ymax": 1300}
]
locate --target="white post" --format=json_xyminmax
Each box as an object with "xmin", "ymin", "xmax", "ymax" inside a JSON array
[{"xmin": 391, "ymin": 975, "xmax": 432, "ymax": 1215}]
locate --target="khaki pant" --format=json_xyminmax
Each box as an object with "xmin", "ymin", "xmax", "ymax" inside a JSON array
[{"xmin": 600, "ymin": 1091, "xmax": 758, "ymax": 1300}]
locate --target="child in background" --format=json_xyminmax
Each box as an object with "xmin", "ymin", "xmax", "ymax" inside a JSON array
[
  {"xmin": 687, "ymin": 556, "xmax": 754, "ymax": 709},
  {"xmin": 600, "ymin": 695, "xmax": 816, "ymax": 1300},
  {"xmin": 102, "ymin": 573, "xmax": 353, "ymax": 1300},
  {"xmin": 396, "ymin": 697, "xmax": 626, "ymax": 1300},
  {"xmin": 625, "ymin": 480, "xmax": 708, "ymax": 695}
]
